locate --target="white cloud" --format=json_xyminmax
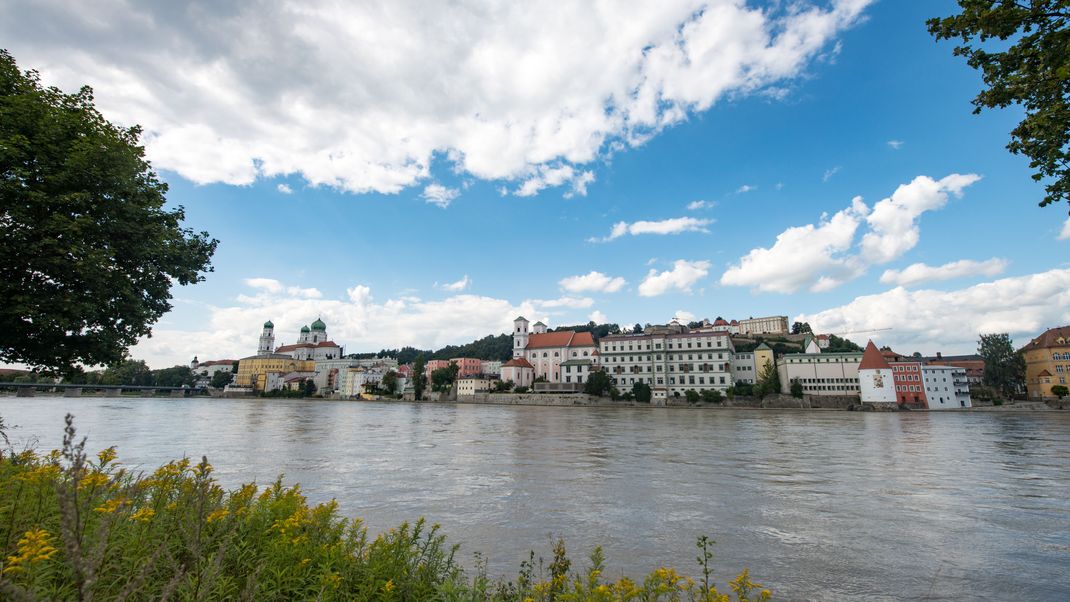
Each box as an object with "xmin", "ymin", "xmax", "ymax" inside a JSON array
[
  {"xmin": 1, "ymin": 0, "xmax": 872, "ymax": 197},
  {"xmin": 589, "ymin": 310, "xmax": 608, "ymax": 324},
  {"xmin": 591, "ymin": 216, "xmax": 713, "ymax": 242},
  {"xmin": 887, "ymin": 139, "xmax": 904, "ymax": 150},
  {"xmin": 720, "ymin": 173, "xmax": 981, "ymax": 293},
  {"xmin": 559, "ymin": 271, "xmax": 627, "ymax": 293},
  {"xmin": 822, "ymin": 166, "xmax": 841, "ymax": 182},
  {"xmin": 242, "ymin": 278, "xmax": 321, "ymax": 299},
  {"xmin": 879, "ymin": 258, "xmax": 1008, "ymax": 288},
  {"xmin": 638, "ymin": 260, "xmax": 710, "ymax": 297},
  {"xmin": 737, "ymin": 184, "xmax": 756, "ymax": 193},
  {"xmin": 675, "ymin": 310, "xmax": 696, "ymax": 323},
  {"xmin": 131, "ymin": 280, "xmax": 606, "ymax": 367},
  {"xmin": 797, "ymin": 269, "xmax": 1070, "ymax": 354},
  {"xmin": 277, "ymin": 183, "xmax": 293, "ymax": 194},
  {"xmin": 1059, "ymin": 216, "xmax": 1070, "ymax": 240},
  {"xmin": 438, "ymin": 275, "xmax": 471, "ymax": 292},
  {"xmin": 686, "ymin": 200, "xmax": 714, "ymax": 210},
  {"xmin": 422, "ymin": 183, "xmax": 459, "ymax": 208}
]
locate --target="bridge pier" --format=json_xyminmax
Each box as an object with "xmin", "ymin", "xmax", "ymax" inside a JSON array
[
  {"xmin": 15, "ymin": 386, "xmax": 35, "ymax": 397},
  {"xmin": 64, "ymin": 387, "xmax": 82, "ymax": 397}
]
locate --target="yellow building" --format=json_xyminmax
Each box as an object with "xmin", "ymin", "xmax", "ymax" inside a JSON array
[
  {"xmin": 1021, "ymin": 326, "xmax": 1070, "ymax": 400},
  {"xmin": 754, "ymin": 342, "xmax": 775, "ymax": 376},
  {"xmin": 234, "ymin": 354, "xmax": 315, "ymax": 393}
]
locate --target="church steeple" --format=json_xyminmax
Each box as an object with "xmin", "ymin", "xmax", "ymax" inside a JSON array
[{"xmin": 258, "ymin": 320, "xmax": 275, "ymax": 355}]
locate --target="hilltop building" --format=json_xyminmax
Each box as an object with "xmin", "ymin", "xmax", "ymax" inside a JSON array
[
  {"xmin": 1021, "ymin": 326, "xmax": 1070, "ymax": 400},
  {"xmin": 510, "ymin": 317, "xmax": 598, "ymax": 383},
  {"xmin": 189, "ymin": 358, "xmax": 237, "ymax": 386},
  {"xmin": 274, "ymin": 319, "xmax": 343, "ymax": 361},
  {"xmin": 599, "ymin": 321, "xmax": 734, "ymax": 402}
]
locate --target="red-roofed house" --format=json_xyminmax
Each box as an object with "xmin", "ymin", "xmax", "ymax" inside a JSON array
[
  {"xmin": 859, "ymin": 340, "xmax": 897, "ymax": 406},
  {"xmin": 501, "ymin": 357, "xmax": 535, "ymax": 388},
  {"xmin": 510, "ymin": 317, "xmax": 599, "ymax": 383}
]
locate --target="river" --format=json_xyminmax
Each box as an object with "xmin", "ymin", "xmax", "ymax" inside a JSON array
[{"xmin": 1, "ymin": 397, "xmax": 1067, "ymax": 600}]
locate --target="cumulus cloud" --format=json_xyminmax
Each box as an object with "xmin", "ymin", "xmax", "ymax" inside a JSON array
[
  {"xmin": 879, "ymin": 258, "xmax": 1008, "ymax": 288},
  {"xmin": 559, "ymin": 271, "xmax": 627, "ymax": 293},
  {"xmin": 591, "ymin": 217, "xmax": 713, "ymax": 242},
  {"xmin": 887, "ymin": 139, "xmax": 904, "ymax": 150},
  {"xmin": 131, "ymin": 280, "xmax": 604, "ymax": 367},
  {"xmin": 1059, "ymin": 216, "xmax": 1070, "ymax": 240},
  {"xmin": 422, "ymin": 183, "xmax": 459, "ymax": 208},
  {"xmin": 638, "ymin": 260, "xmax": 710, "ymax": 297},
  {"xmin": 0, "ymin": 0, "xmax": 872, "ymax": 197},
  {"xmin": 277, "ymin": 183, "xmax": 293, "ymax": 194},
  {"xmin": 438, "ymin": 275, "xmax": 471, "ymax": 292},
  {"xmin": 675, "ymin": 310, "xmax": 696, "ymax": 323},
  {"xmin": 720, "ymin": 174, "xmax": 980, "ymax": 293},
  {"xmin": 244, "ymin": 277, "xmax": 322, "ymax": 298},
  {"xmin": 686, "ymin": 200, "xmax": 714, "ymax": 210},
  {"xmin": 589, "ymin": 310, "xmax": 608, "ymax": 324},
  {"xmin": 797, "ymin": 269, "xmax": 1070, "ymax": 354}
]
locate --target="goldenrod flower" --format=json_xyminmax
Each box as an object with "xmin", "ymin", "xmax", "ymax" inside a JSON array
[
  {"xmin": 97, "ymin": 446, "xmax": 118, "ymax": 466},
  {"xmin": 206, "ymin": 508, "xmax": 229, "ymax": 523},
  {"xmin": 78, "ymin": 471, "xmax": 110, "ymax": 490},
  {"xmin": 382, "ymin": 579, "xmax": 395, "ymax": 593},
  {"xmin": 130, "ymin": 507, "xmax": 155, "ymax": 523},
  {"xmin": 94, "ymin": 498, "xmax": 126, "ymax": 514},
  {"xmin": 3, "ymin": 529, "xmax": 57, "ymax": 575}
]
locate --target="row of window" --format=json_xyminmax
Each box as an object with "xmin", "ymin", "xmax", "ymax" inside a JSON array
[
  {"xmin": 602, "ymin": 339, "xmax": 726, "ymax": 352},
  {"xmin": 784, "ymin": 356, "xmax": 858, "ymax": 363},
  {"xmin": 530, "ymin": 350, "xmax": 591, "ymax": 358},
  {"xmin": 604, "ymin": 352, "xmax": 725, "ymax": 362},
  {"xmin": 610, "ymin": 375, "xmax": 728, "ymax": 386},
  {"xmin": 800, "ymin": 384, "xmax": 859, "ymax": 391},
  {"xmin": 795, "ymin": 377, "xmax": 859, "ymax": 384},
  {"xmin": 610, "ymin": 364, "xmax": 729, "ymax": 373}
]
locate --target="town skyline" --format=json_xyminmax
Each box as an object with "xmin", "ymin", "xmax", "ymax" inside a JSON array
[{"xmin": 3, "ymin": 1, "xmax": 1068, "ymax": 370}]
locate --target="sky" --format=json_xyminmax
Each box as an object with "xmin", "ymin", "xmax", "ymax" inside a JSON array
[{"xmin": 3, "ymin": 0, "xmax": 1069, "ymax": 369}]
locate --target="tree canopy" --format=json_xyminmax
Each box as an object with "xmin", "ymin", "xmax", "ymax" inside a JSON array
[
  {"xmin": 929, "ymin": 1, "xmax": 1070, "ymax": 210},
  {"xmin": 977, "ymin": 333, "xmax": 1026, "ymax": 397},
  {"xmin": 0, "ymin": 50, "xmax": 217, "ymax": 373}
]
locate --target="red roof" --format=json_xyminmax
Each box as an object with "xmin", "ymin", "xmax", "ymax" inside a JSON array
[
  {"xmin": 274, "ymin": 341, "xmax": 339, "ymax": 353},
  {"xmin": 730, "ymin": 320, "xmax": 739, "ymax": 325},
  {"xmin": 713, "ymin": 319, "xmax": 729, "ymax": 326},
  {"xmin": 525, "ymin": 331, "xmax": 596, "ymax": 349},
  {"xmin": 1022, "ymin": 326, "xmax": 1070, "ymax": 351},
  {"xmin": 1037, "ymin": 369, "xmax": 1052, "ymax": 377},
  {"xmin": 859, "ymin": 341, "xmax": 892, "ymax": 370},
  {"xmin": 196, "ymin": 359, "xmax": 237, "ymax": 366},
  {"xmin": 503, "ymin": 358, "xmax": 534, "ymax": 369},
  {"xmin": 815, "ymin": 334, "xmax": 829, "ymax": 340}
]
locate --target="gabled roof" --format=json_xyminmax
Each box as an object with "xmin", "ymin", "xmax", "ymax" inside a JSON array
[
  {"xmin": 1037, "ymin": 369, "xmax": 1053, "ymax": 377},
  {"xmin": 1022, "ymin": 326, "xmax": 1070, "ymax": 350},
  {"xmin": 754, "ymin": 342, "xmax": 772, "ymax": 351},
  {"xmin": 859, "ymin": 340, "xmax": 892, "ymax": 371},
  {"xmin": 274, "ymin": 341, "xmax": 340, "ymax": 353},
  {"xmin": 503, "ymin": 358, "xmax": 534, "ymax": 369},
  {"xmin": 525, "ymin": 331, "xmax": 596, "ymax": 349}
]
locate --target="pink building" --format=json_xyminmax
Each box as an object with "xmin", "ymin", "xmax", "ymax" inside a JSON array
[{"xmin": 450, "ymin": 357, "xmax": 484, "ymax": 378}]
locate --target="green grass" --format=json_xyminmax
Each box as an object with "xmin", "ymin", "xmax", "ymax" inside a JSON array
[{"xmin": 0, "ymin": 415, "xmax": 771, "ymax": 601}]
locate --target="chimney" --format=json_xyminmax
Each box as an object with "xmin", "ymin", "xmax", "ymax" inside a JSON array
[{"xmin": 936, "ymin": 352, "xmax": 942, "ymax": 359}]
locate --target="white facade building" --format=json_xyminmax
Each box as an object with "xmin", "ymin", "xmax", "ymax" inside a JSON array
[
  {"xmin": 921, "ymin": 365, "xmax": 972, "ymax": 409},
  {"xmin": 510, "ymin": 317, "xmax": 598, "ymax": 382},
  {"xmin": 858, "ymin": 341, "xmax": 897, "ymax": 405},
  {"xmin": 599, "ymin": 322, "xmax": 734, "ymax": 401},
  {"xmin": 500, "ymin": 358, "xmax": 535, "ymax": 388},
  {"xmin": 737, "ymin": 315, "xmax": 789, "ymax": 336},
  {"xmin": 777, "ymin": 351, "xmax": 863, "ymax": 396},
  {"xmin": 457, "ymin": 377, "xmax": 495, "ymax": 396},
  {"xmin": 481, "ymin": 360, "xmax": 502, "ymax": 377},
  {"xmin": 275, "ymin": 318, "xmax": 344, "ymax": 362}
]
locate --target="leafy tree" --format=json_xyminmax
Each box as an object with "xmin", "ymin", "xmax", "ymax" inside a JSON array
[
  {"xmin": 210, "ymin": 370, "xmax": 234, "ymax": 389},
  {"xmin": 152, "ymin": 365, "xmax": 194, "ymax": 388},
  {"xmin": 302, "ymin": 378, "xmax": 317, "ymax": 397},
  {"xmin": 0, "ymin": 51, "xmax": 217, "ymax": 374},
  {"xmin": 381, "ymin": 370, "xmax": 398, "ymax": 395},
  {"xmin": 700, "ymin": 389, "xmax": 722, "ymax": 403},
  {"xmin": 584, "ymin": 370, "xmax": 612, "ymax": 397},
  {"xmin": 755, "ymin": 360, "xmax": 780, "ymax": 399},
  {"xmin": 514, "ymin": 386, "xmax": 529, "ymax": 394},
  {"xmin": 825, "ymin": 335, "xmax": 863, "ymax": 353},
  {"xmin": 412, "ymin": 358, "xmax": 426, "ymax": 400},
  {"xmin": 791, "ymin": 322, "xmax": 813, "ymax": 335},
  {"xmin": 431, "ymin": 363, "xmax": 460, "ymax": 392},
  {"xmin": 929, "ymin": 2, "xmax": 1070, "ymax": 210},
  {"xmin": 101, "ymin": 360, "xmax": 152, "ymax": 386},
  {"xmin": 684, "ymin": 389, "xmax": 700, "ymax": 403},
  {"xmin": 494, "ymin": 379, "xmax": 514, "ymax": 392},
  {"xmin": 632, "ymin": 323, "xmax": 644, "ymax": 334},
  {"xmin": 631, "ymin": 382, "xmax": 652, "ymax": 403},
  {"xmin": 977, "ymin": 333, "xmax": 1026, "ymax": 397},
  {"xmin": 1052, "ymin": 385, "xmax": 1069, "ymax": 399},
  {"xmin": 790, "ymin": 380, "xmax": 804, "ymax": 399}
]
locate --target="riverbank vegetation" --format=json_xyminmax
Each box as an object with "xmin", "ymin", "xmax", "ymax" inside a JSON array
[{"xmin": 0, "ymin": 415, "xmax": 772, "ymax": 600}]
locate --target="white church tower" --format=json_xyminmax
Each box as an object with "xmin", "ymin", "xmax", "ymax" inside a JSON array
[
  {"xmin": 513, "ymin": 316, "xmax": 529, "ymax": 358},
  {"xmin": 258, "ymin": 320, "xmax": 275, "ymax": 355}
]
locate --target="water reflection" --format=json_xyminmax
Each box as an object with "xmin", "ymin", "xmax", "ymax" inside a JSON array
[{"xmin": 1, "ymin": 398, "xmax": 1068, "ymax": 600}]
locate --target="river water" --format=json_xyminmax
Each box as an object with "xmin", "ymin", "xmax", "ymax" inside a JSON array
[{"xmin": 1, "ymin": 397, "xmax": 1067, "ymax": 600}]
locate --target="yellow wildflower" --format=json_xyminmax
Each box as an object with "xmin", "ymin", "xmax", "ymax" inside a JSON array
[
  {"xmin": 3, "ymin": 529, "xmax": 57, "ymax": 575},
  {"xmin": 78, "ymin": 471, "xmax": 110, "ymax": 490},
  {"xmin": 94, "ymin": 498, "xmax": 126, "ymax": 514},
  {"xmin": 382, "ymin": 579, "xmax": 395, "ymax": 593},
  {"xmin": 97, "ymin": 446, "xmax": 118, "ymax": 466},
  {"xmin": 206, "ymin": 508, "xmax": 230, "ymax": 523},
  {"xmin": 322, "ymin": 572, "xmax": 342, "ymax": 588},
  {"xmin": 130, "ymin": 507, "xmax": 156, "ymax": 523}
]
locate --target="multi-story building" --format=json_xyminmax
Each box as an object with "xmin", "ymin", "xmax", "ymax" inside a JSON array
[
  {"xmin": 920, "ymin": 365, "xmax": 971, "ymax": 409},
  {"xmin": 777, "ymin": 349, "xmax": 863, "ymax": 396},
  {"xmin": 457, "ymin": 377, "xmax": 495, "ymax": 396},
  {"xmin": 731, "ymin": 342, "xmax": 774, "ymax": 385},
  {"xmin": 510, "ymin": 317, "xmax": 598, "ymax": 382},
  {"xmin": 190, "ymin": 358, "xmax": 237, "ymax": 386},
  {"xmin": 274, "ymin": 319, "xmax": 344, "ymax": 361},
  {"xmin": 924, "ymin": 353, "xmax": 984, "ymax": 385},
  {"xmin": 233, "ymin": 354, "xmax": 316, "ymax": 393},
  {"xmin": 598, "ymin": 321, "xmax": 734, "ymax": 401},
  {"xmin": 1021, "ymin": 326, "xmax": 1070, "ymax": 399},
  {"xmin": 737, "ymin": 315, "xmax": 789, "ymax": 336},
  {"xmin": 481, "ymin": 360, "xmax": 502, "ymax": 377},
  {"xmin": 501, "ymin": 358, "xmax": 535, "ymax": 388},
  {"xmin": 858, "ymin": 341, "xmax": 896, "ymax": 406},
  {"xmin": 450, "ymin": 357, "xmax": 484, "ymax": 378}
]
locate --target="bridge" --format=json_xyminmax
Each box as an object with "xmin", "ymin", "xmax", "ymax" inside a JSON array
[{"xmin": 0, "ymin": 382, "xmax": 210, "ymax": 398}]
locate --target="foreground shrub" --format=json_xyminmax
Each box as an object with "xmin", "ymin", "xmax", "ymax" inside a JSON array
[{"xmin": 0, "ymin": 415, "xmax": 771, "ymax": 600}]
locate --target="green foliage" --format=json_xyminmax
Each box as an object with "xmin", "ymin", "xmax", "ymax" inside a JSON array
[
  {"xmin": 431, "ymin": 363, "xmax": 459, "ymax": 392},
  {"xmin": 0, "ymin": 51, "xmax": 217, "ymax": 374},
  {"xmin": 494, "ymin": 380, "xmax": 514, "ymax": 393},
  {"xmin": 790, "ymin": 322, "xmax": 812, "ymax": 335},
  {"xmin": 755, "ymin": 360, "xmax": 780, "ymax": 399},
  {"xmin": 732, "ymin": 383, "xmax": 754, "ymax": 397},
  {"xmin": 790, "ymin": 381, "xmax": 804, "ymax": 399},
  {"xmin": 684, "ymin": 389, "xmax": 700, "ymax": 403},
  {"xmin": 1052, "ymin": 385, "xmax": 1069, "ymax": 399},
  {"xmin": 209, "ymin": 370, "xmax": 234, "ymax": 389},
  {"xmin": 700, "ymin": 389, "xmax": 723, "ymax": 403},
  {"xmin": 513, "ymin": 386, "xmax": 529, "ymax": 394},
  {"xmin": 151, "ymin": 365, "xmax": 194, "ymax": 388},
  {"xmin": 824, "ymin": 335, "xmax": 863, "ymax": 353},
  {"xmin": 381, "ymin": 370, "xmax": 398, "ymax": 395},
  {"xmin": 632, "ymin": 382, "xmax": 652, "ymax": 403},
  {"xmin": 412, "ymin": 358, "xmax": 426, "ymax": 401},
  {"xmin": 583, "ymin": 370, "xmax": 612, "ymax": 397},
  {"xmin": 429, "ymin": 334, "xmax": 513, "ymax": 362},
  {"xmin": 632, "ymin": 323, "xmax": 644, "ymax": 334},
  {"xmin": 552, "ymin": 321, "xmax": 622, "ymax": 339},
  {"xmin": 302, "ymin": 378, "xmax": 317, "ymax": 397},
  {"xmin": 977, "ymin": 333, "xmax": 1026, "ymax": 397},
  {"xmin": 929, "ymin": 1, "xmax": 1070, "ymax": 209}
]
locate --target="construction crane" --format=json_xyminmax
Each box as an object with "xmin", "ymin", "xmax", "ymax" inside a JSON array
[{"xmin": 831, "ymin": 327, "xmax": 892, "ymax": 337}]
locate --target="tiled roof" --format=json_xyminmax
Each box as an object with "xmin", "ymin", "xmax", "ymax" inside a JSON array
[
  {"xmin": 275, "ymin": 341, "xmax": 339, "ymax": 353},
  {"xmin": 196, "ymin": 359, "xmax": 237, "ymax": 366},
  {"xmin": 525, "ymin": 331, "xmax": 596, "ymax": 349},
  {"xmin": 503, "ymin": 358, "xmax": 534, "ymax": 369},
  {"xmin": 859, "ymin": 341, "xmax": 892, "ymax": 371},
  {"xmin": 1023, "ymin": 326, "xmax": 1070, "ymax": 350},
  {"xmin": 1037, "ymin": 369, "xmax": 1052, "ymax": 377}
]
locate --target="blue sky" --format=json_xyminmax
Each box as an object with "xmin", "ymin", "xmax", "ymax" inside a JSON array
[{"xmin": 4, "ymin": 0, "xmax": 1068, "ymax": 367}]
